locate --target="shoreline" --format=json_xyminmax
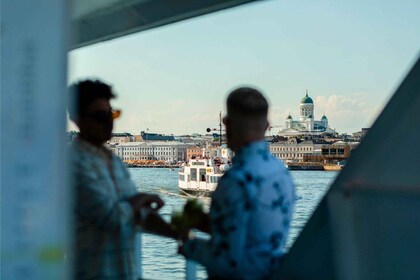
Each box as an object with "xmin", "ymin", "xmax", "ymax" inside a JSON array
[{"xmin": 127, "ymin": 165, "xmax": 179, "ymax": 169}]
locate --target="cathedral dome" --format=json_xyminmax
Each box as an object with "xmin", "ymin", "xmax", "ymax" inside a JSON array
[
  {"xmin": 286, "ymin": 114, "xmax": 293, "ymax": 120},
  {"xmin": 321, "ymin": 115, "xmax": 328, "ymax": 120},
  {"xmin": 301, "ymin": 93, "xmax": 313, "ymax": 104}
]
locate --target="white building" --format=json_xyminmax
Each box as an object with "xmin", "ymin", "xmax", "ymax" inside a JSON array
[
  {"xmin": 279, "ymin": 91, "xmax": 337, "ymax": 136},
  {"xmin": 108, "ymin": 132, "xmax": 134, "ymax": 144},
  {"xmin": 204, "ymin": 144, "xmax": 233, "ymax": 161},
  {"xmin": 115, "ymin": 141, "xmax": 190, "ymax": 163},
  {"xmin": 269, "ymin": 138, "xmax": 324, "ymax": 162}
]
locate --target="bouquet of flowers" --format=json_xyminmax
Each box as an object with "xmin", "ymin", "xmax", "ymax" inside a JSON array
[{"xmin": 171, "ymin": 198, "xmax": 204, "ymax": 232}]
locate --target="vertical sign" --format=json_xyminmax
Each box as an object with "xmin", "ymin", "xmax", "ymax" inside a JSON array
[{"xmin": 1, "ymin": 1, "xmax": 70, "ymax": 279}]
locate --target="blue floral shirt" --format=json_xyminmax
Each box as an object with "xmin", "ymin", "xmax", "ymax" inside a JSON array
[{"xmin": 183, "ymin": 140, "xmax": 295, "ymax": 279}]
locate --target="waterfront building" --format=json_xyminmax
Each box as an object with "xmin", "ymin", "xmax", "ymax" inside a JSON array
[
  {"xmin": 352, "ymin": 128, "xmax": 370, "ymax": 141},
  {"xmin": 278, "ymin": 91, "xmax": 337, "ymax": 137},
  {"xmin": 269, "ymin": 137, "xmax": 325, "ymax": 163},
  {"xmin": 203, "ymin": 143, "xmax": 232, "ymax": 159},
  {"xmin": 205, "ymin": 146, "xmax": 219, "ymax": 158},
  {"xmin": 107, "ymin": 143, "xmax": 117, "ymax": 155},
  {"xmin": 321, "ymin": 141, "xmax": 351, "ymax": 160},
  {"xmin": 303, "ymin": 141, "xmax": 359, "ymax": 163},
  {"xmin": 187, "ymin": 146, "xmax": 204, "ymax": 159},
  {"xmin": 176, "ymin": 134, "xmax": 211, "ymax": 146},
  {"xmin": 134, "ymin": 134, "xmax": 143, "ymax": 142},
  {"xmin": 109, "ymin": 132, "xmax": 134, "ymax": 144},
  {"xmin": 139, "ymin": 131, "xmax": 175, "ymax": 141},
  {"xmin": 115, "ymin": 141, "xmax": 190, "ymax": 163}
]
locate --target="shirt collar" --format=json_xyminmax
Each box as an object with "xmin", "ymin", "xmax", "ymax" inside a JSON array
[
  {"xmin": 76, "ymin": 138, "xmax": 112, "ymax": 159},
  {"xmin": 233, "ymin": 140, "xmax": 268, "ymax": 163}
]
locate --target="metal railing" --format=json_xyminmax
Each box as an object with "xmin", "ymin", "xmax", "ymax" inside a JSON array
[{"xmin": 135, "ymin": 232, "xmax": 198, "ymax": 280}]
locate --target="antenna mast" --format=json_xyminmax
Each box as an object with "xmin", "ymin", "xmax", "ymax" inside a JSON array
[{"xmin": 219, "ymin": 111, "xmax": 222, "ymax": 146}]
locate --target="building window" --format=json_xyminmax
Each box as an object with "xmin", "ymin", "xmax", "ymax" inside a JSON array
[
  {"xmin": 199, "ymin": 168, "xmax": 206, "ymax": 182},
  {"xmin": 190, "ymin": 168, "xmax": 197, "ymax": 181},
  {"xmin": 210, "ymin": 176, "xmax": 220, "ymax": 183}
]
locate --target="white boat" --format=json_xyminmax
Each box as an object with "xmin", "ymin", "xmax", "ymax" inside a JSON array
[{"xmin": 178, "ymin": 157, "xmax": 230, "ymax": 195}]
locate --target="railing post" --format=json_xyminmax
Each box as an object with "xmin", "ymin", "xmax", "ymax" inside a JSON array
[
  {"xmin": 136, "ymin": 231, "xmax": 197, "ymax": 280},
  {"xmin": 135, "ymin": 232, "xmax": 142, "ymax": 280},
  {"xmin": 186, "ymin": 259, "xmax": 197, "ymax": 280}
]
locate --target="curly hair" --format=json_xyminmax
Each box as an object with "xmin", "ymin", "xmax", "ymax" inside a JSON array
[{"xmin": 67, "ymin": 79, "xmax": 116, "ymax": 121}]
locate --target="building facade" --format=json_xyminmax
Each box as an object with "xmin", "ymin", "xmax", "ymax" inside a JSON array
[
  {"xmin": 115, "ymin": 141, "xmax": 190, "ymax": 163},
  {"xmin": 108, "ymin": 132, "xmax": 134, "ymax": 144},
  {"xmin": 139, "ymin": 131, "xmax": 175, "ymax": 141},
  {"xmin": 187, "ymin": 146, "xmax": 204, "ymax": 159},
  {"xmin": 269, "ymin": 137, "xmax": 324, "ymax": 162},
  {"xmin": 352, "ymin": 128, "xmax": 369, "ymax": 142},
  {"xmin": 203, "ymin": 144, "xmax": 233, "ymax": 160}
]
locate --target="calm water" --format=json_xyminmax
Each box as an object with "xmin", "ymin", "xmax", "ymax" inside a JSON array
[{"xmin": 130, "ymin": 168, "xmax": 338, "ymax": 279}]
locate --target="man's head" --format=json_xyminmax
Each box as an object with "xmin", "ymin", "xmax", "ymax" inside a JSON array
[
  {"xmin": 224, "ymin": 87, "xmax": 269, "ymax": 152},
  {"xmin": 68, "ymin": 80, "xmax": 117, "ymax": 146}
]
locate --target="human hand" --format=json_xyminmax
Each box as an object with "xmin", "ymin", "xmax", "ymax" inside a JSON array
[
  {"xmin": 141, "ymin": 211, "xmax": 179, "ymax": 239},
  {"xmin": 176, "ymin": 229, "xmax": 195, "ymax": 257},
  {"xmin": 127, "ymin": 193, "xmax": 164, "ymax": 213}
]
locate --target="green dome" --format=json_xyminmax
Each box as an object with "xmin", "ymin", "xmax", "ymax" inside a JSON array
[
  {"xmin": 321, "ymin": 115, "xmax": 328, "ymax": 120},
  {"xmin": 301, "ymin": 93, "xmax": 313, "ymax": 104},
  {"xmin": 286, "ymin": 114, "xmax": 293, "ymax": 120}
]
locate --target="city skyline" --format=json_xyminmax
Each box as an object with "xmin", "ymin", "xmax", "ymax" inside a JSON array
[{"xmin": 68, "ymin": 1, "xmax": 420, "ymax": 135}]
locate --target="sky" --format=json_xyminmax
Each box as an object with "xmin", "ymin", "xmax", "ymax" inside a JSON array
[{"xmin": 68, "ymin": 0, "xmax": 420, "ymax": 135}]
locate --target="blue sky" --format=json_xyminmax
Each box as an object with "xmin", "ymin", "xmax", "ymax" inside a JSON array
[{"xmin": 68, "ymin": 0, "xmax": 420, "ymax": 135}]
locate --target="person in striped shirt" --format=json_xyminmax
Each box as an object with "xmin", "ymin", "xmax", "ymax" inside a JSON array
[{"xmin": 68, "ymin": 79, "xmax": 174, "ymax": 279}]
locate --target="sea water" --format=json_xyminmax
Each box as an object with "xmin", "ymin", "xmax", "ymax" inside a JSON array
[{"xmin": 130, "ymin": 168, "xmax": 338, "ymax": 279}]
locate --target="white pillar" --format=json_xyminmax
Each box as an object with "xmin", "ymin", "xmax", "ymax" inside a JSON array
[{"xmin": 1, "ymin": 1, "xmax": 69, "ymax": 279}]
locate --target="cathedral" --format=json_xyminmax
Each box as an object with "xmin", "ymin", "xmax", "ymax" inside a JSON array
[{"xmin": 278, "ymin": 91, "xmax": 337, "ymax": 136}]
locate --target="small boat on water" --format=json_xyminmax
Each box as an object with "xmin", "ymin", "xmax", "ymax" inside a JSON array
[
  {"xmin": 178, "ymin": 157, "xmax": 230, "ymax": 195},
  {"xmin": 179, "ymin": 112, "xmax": 232, "ymax": 195}
]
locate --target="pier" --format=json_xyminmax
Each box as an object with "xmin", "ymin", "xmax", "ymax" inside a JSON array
[{"xmin": 287, "ymin": 162, "xmax": 343, "ymax": 171}]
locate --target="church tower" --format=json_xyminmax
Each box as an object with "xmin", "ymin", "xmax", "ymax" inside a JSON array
[{"xmin": 299, "ymin": 90, "xmax": 314, "ymax": 122}]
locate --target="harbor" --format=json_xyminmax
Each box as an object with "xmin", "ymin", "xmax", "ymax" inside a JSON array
[
  {"xmin": 3, "ymin": 0, "xmax": 420, "ymax": 279},
  {"xmin": 129, "ymin": 167, "xmax": 337, "ymax": 279}
]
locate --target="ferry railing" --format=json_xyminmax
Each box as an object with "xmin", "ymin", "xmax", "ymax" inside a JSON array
[{"xmin": 135, "ymin": 231, "xmax": 198, "ymax": 280}]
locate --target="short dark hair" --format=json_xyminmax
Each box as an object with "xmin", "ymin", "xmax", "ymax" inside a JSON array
[
  {"xmin": 227, "ymin": 87, "xmax": 268, "ymax": 117},
  {"xmin": 67, "ymin": 79, "xmax": 116, "ymax": 121}
]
